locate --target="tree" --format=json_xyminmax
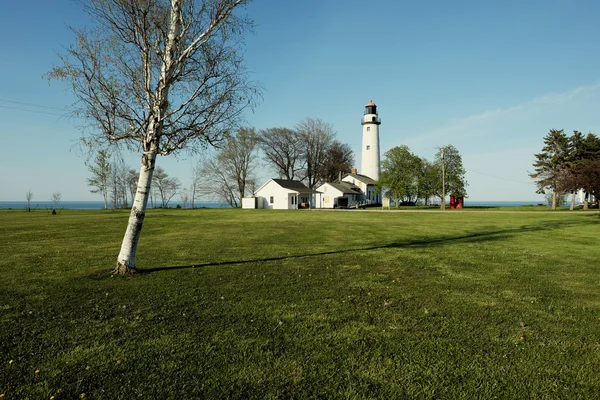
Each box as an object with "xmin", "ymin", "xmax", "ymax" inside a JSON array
[
  {"xmin": 529, "ymin": 129, "xmax": 569, "ymax": 210},
  {"xmin": 377, "ymin": 145, "xmax": 421, "ymax": 206},
  {"xmin": 26, "ymin": 190, "xmax": 34, "ymax": 211},
  {"xmin": 577, "ymin": 160, "xmax": 600, "ymax": 215},
  {"xmin": 202, "ymin": 127, "xmax": 259, "ymax": 207},
  {"xmin": 125, "ymin": 169, "xmax": 139, "ymax": 206},
  {"xmin": 51, "ymin": 192, "xmax": 62, "ymax": 213},
  {"xmin": 108, "ymin": 155, "xmax": 130, "ymax": 209},
  {"xmin": 86, "ymin": 150, "xmax": 111, "ymax": 209},
  {"xmin": 435, "ymin": 145, "xmax": 467, "ymax": 208},
  {"xmin": 179, "ymin": 188, "xmax": 190, "ymax": 208},
  {"xmin": 296, "ymin": 117, "xmax": 335, "ymax": 188},
  {"xmin": 570, "ymin": 133, "xmax": 600, "ymax": 211},
  {"xmin": 189, "ymin": 160, "xmax": 207, "ymax": 209},
  {"xmin": 152, "ymin": 167, "xmax": 181, "ymax": 208},
  {"xmin": 321, "ymin": 140, "xmax": 354, "ymax": 183},
  {"xmin": 259, "ymin": 127, "xmax": 305, "ymax": 180},
  {"xmin": 417, "ymin": 158, "xmax": 440, "ymax": 205},
  {"xmin": 48, "ymin": 0, "xmax": 259, "ymax": 274}
]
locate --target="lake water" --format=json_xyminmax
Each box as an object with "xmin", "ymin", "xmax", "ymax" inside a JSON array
[
  {"xmin": 0, "ymin": 200, "xmax": 547, "ymax": 210},
  {"xmin": 0, "ymin": 201, "xmax": 231, "ymax": 210}
]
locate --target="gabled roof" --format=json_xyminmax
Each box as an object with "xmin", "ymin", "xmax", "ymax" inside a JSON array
[
  {"xmin": 343, "ymin": 173, "xmax": 377, "ymax": 185},
  {"xmin": 255, "ymin": 178, "xmax": 321, "ymax": 194},
  {"xmin": 326, "ymin": 181, "xmax": 363, "ymax": 195},
  {"xmin": 272, "ymin": 179, "xmax": 310, "ymax": 191}
]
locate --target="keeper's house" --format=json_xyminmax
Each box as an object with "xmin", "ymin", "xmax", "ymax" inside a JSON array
[{"xmin": 245, "ymin": 179, "xmax": 319, "ymax": 210}]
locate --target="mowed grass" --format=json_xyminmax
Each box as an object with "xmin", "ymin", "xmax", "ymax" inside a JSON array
[{"xmin": 1, "ymin": 208, "xmax": 599, "ymax": 399}]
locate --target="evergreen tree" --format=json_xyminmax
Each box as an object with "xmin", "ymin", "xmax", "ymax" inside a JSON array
[{"xmin": 529, "ymin": 129, "xmax": 569, "ymax": 210}]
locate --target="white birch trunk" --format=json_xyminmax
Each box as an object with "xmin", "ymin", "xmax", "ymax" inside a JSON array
[
  {"xmin": 114, "ymin": 1, "xmax": 181, "ymax": 273},
  {"xmin": 115, "ymin": 149, "xmax": 157, "ymax": 274},
  {"xmin": 552, "ymin": 190, "xmax": 556, "ymax": 210}
]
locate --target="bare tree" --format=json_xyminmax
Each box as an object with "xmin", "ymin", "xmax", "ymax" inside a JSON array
[
  {"xmin": 86, "ymin": 150, "xmax": 112, "ymax": 209},
  {"xmin": 296, "ymin": 117, "xmax": 335, "ymax": 188},
  {"xmin": 152, "ymin": 167, "xmax": 181, "ymax": 208},
  {"xmin": 189, "ymin": 159, "xmax": 208, "ymax": 208},
  {"xmin": 51, "ymin": 192, "xmax": 62, "ymax": 213},
  {"xmin": 125, "ymin": 169, "xmax": 139, "ymax": 206},
  {"xmin": 259, "ymin": 127, "xmax": 304, "ymax": 180},
  {"xmin": 48, "ymin": 0, "xmax": 259, "ymax": 274},
  {"xmin": 26, "ymin": 190, "xmax": 34, "ymax": 211},
  {"xmin": 203, "ymin": 127, "xmax": 259, "ymax": 207},
  {"xmin": 108, "ymin": 155, "xmax": 129, "ymax": 209},
  {"xmin": 321, "ymin": 140, "xmax": 354, "ymax": 183},
  {"xmin": 179, "ymin": 188, "xmax": 190, "ymax": 208}
]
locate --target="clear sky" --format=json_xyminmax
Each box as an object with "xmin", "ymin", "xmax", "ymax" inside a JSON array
[{"xmin": 2, "ymin": 0, "xmax": 600, "ymax": 202}]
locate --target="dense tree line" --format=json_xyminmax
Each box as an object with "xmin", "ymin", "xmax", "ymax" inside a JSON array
[
  {"xmin": 530, "ymin": 129, "xmax": 600, "ymax": 210},
  {"xmin": 376, "ymin": 144, "xmax": 467, "ymax": 207}
]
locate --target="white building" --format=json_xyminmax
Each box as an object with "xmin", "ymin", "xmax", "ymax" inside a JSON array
[
  {"xmin": 361, "ymin": 100, "xmax": 381, "ymax": 181},
  {"xmin": 342, "ymin": 170, "xmax": 380, "ymax": 204},
  {"xmin": 314, "ymin": 170, "xmax": 380, "ymax": 209},
  {"xmin": 251, "ymin": 179, "xmax": 319, "ymax": 210},
  {"xmin": 315, "ymin": 181, "xmax": 363, "ymax": 208},
  {"xmin": 250, "ymin": 100, "xmax": 383, "ymax": 210}
]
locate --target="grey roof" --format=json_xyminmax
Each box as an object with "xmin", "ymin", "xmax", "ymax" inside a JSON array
[
  {"xmin": 272, "ymin": 179, "xmax": 320, "ymax": 193},
  {"xmin": 343, "ymin": 173, "xmax": 377, "ymax": 185},
  {"xmin": 327, "ymin": 181, "xmax": 363, "ymax": 195}
]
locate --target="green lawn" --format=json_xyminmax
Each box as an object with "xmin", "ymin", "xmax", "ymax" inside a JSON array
[{"xmin": 1, "ymin": 209, "xmax": 599, "ymax": 399}]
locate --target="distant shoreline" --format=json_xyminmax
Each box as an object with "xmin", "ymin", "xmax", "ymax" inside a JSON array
[
  {"xmin": 0, "ymin": 200, "xmax": 552, "ymax": 210},
  {"xmin": 0, "ymin": 201, "xmax": 232, "ymax": 210}
]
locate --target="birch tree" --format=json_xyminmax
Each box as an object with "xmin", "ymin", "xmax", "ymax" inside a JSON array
[
  {"xmin": 26, "ymin": 190, "xmax": 34, "ymax": 211},
  {"xmin": 87, "ymin": 150, "xmax": 112, "ymax": 209},
  {"xmin": 48, "ymin": 0, "xmax": 258, "ymax": 274}
]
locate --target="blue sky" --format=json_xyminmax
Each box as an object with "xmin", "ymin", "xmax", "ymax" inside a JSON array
[{"xmin": 1, "ymin": 0, "xmax": 600, "ymax": 202}]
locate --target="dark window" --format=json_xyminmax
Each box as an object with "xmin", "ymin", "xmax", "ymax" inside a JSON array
[
  {"xmin": 269, "ymin": 196, "xmax": 274, "ymax": 204},
  {"xmin": 372, "ymin": 116, "xmax": 376, "ymax": 122},
  {"xmin": 366, "ymin": 145, "xmax": 370, "ymax": 150},
  {"xmin": 367, "ymin": 127, "xmax": 370, "ymax": 131}
]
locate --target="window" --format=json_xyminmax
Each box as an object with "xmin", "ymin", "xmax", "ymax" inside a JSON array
[
  {"xmin": 366, "ymin": 145, "xmax": 370, "ymax": 150},
  {"xmin": 367, "ymin": 127, "xmax": 370, "ymax": 131},
  {"xmin": 372, "ymin": 116, "xmax": 376, "ymax": 122},
  {"xmin": 269, "ymin": 196, "xmax": 274, "ymax": 204}
]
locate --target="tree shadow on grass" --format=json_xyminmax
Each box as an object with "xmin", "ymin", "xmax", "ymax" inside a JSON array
[{"xmin": 141, "ymin": 218, "xmax": 598, "ymax": 274}]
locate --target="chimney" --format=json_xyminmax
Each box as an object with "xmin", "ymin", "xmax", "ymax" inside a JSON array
[{"xmin": 351, "ymin": 167, "xmax": 357, "ymax": 175}]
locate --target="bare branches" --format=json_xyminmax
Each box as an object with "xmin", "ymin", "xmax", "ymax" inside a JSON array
[{"xmin": 48, "ymin": 0, "xmax": 258, "ymax": 156}]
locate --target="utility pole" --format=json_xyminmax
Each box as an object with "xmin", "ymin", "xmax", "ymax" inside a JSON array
[{"xmin": 440, "ymin": 146, "xmax": 446, "ymax": 210}]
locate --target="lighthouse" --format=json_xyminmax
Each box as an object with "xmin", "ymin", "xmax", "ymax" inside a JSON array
[{"xmin": 361, "ymin": 100, "xmax": 381, "ymax": 180}]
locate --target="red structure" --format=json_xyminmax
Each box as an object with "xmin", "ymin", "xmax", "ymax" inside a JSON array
[{"xmin": 450, "ymin": 196, "xmax": 464, "ymax": 209}]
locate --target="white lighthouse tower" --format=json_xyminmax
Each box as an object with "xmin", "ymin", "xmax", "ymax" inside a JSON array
[{"xmin": 361, "ymin": 100, "xmax": 381, "ymax": 180}]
